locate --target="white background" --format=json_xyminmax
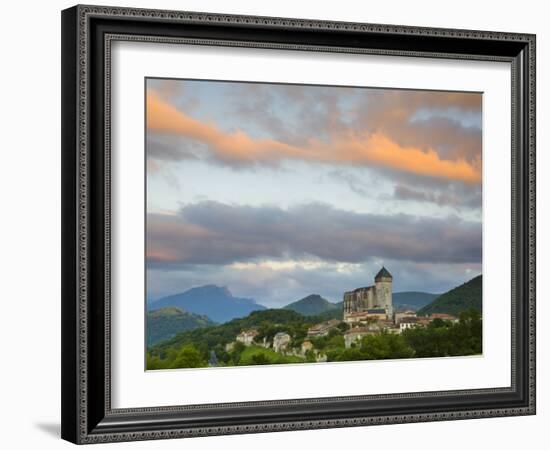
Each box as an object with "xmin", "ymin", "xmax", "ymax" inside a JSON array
[
  {"xmin": 0, "ymin": 0, "xmax": 546, "ymax": 449},
  {"xmin": 113, "ymin": 42, "xmax": 511, "ymax": 408}
]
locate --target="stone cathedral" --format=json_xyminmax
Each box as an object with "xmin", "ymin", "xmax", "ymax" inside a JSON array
[{"xmin": 343, "ymin": 267, "xmax": 393, "ymax": 322}]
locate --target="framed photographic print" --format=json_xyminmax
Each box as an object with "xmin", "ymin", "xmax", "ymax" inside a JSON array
[{"xmin": 61, "ymin": 4, "xmax": 536, "ymax": 444}]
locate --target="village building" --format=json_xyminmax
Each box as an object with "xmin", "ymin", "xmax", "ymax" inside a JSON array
[
  {"xmin": 273, "ymin": 332, "xmax": 291, "ymax": 353},
  {"xmin": 415, "ymin": 313, "xmax": 459, "ymax": 327},
  {"xmin": 236, "ymin": 329, "xmax": 259, "ymax": 346},
  {"xmin": 365, "ymin": 308, "xmax": 388, "ymax": 321},
  {"xmin": 344, "ymin": 308, "xmax": 388, "ymax": 324},
  {"xmin": 344, "ymin": 311, "xmax": 370, "ymax": 324},
  {"xmin": 399, "ymin": 316, "xmax": 419, "ymax": 332},
  {"xmin": 415, "ymin": 316, "xmax": 430, "ymax": 326},
  {"xmin": 343, "ymin": 267, "xmax": 394, "ymax": 323},
  {"xmin": 344, "ymin": 327, "xmax": 373, "ymax": 348},
  {"xmin": 395, "ymin": 310, "xmax": 417, "ymax": 324},
  {"xmin": 386, "ymin": 326, "xmax": 402, "ymax": 334},
  {"xmin": 307, "ymin": 319, "xmax": 341, "ymax": 337}
]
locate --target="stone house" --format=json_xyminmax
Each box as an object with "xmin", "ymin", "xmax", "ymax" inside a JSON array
[
  {"xmin": 399, "ymin": 316, "xmax": 418, "ymax": 332},
  {"xmin": 236, "ymin": 329, "xmax": 259, "ymax": 346},
  {"xmin": 273, "ymin": 332, "xmax": 291, "ymax": 353},
  {"xmin": 395, "ymin": 310, "xmax": 417, "ymax": 324},
  {"xmin": 343, "ymin": 311, "xmax": 370, "ymax": 324}
]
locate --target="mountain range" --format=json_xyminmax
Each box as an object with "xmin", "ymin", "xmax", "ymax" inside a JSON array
[
  {"xmin": 147, "ymin": 278, "xmax": 475, "ymax": 334},
  {"xmin": 417, "ymin": 275, "xmax": 482, "ymax": 316},
  {"xmin": 148, "ymin": 285, "xmax": 266, "ymax": 323}
]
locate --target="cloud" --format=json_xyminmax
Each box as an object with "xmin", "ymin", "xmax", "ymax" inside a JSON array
[
  {"xmin": 147, "ymin": 201, "xmax": 481, "ymax": 269},
  {"xmin": 327, "ymin": 170, "xmax": 371, "ymax": 197},
  {"xmin": 146, "ymin": 257, "xmax": 482, "ymax": 306},
  {"xmin": 393, "ymin": 184, "xmax": 482, "ymax": 210},
  {"xmin": 348, "ymin": 89, "xmax": 482, "ymax": 163},
  {"xmin": 147, "ymin": 90, "xmax": 481, "ymax": 184}
]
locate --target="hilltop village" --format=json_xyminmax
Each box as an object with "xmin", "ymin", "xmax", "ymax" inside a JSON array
[
  {"xmin": 222, "ymin": 268, "xmax": 458, "ymax": 363},
  {"xmin": 147, "ymin": 269, "xmax": 482, "ymax": 369}
]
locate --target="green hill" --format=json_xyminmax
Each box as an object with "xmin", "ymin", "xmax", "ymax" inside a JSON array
[
  {"xmin": 417, "ymin": 275, "xmax": 482, "ymax": 316},
  {"xmin": 283, "ymin": 294, "xmax": 339, "ymax": 316},
  {"xmin": 393, "ymin": 292, "xmax": 440, "ymax": 311},
  {"xmin": 309, "ymin": 301, "xmax": 343, "ymax": 322},
  {"xmin": 149, "ymin": 309, "xmax": 312, "ymax": 361},
  {"xmin": 147, "ymin": 307, "xmax": 215, "ymax": 346}
]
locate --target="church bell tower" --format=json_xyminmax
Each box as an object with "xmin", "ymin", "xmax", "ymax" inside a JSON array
[{"xmin": 374, "ymin": 266, "xmax": 393, "ymax": 318}]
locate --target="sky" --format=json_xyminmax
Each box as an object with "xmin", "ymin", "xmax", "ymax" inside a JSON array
[{"xmin": 145, "ymin": 78, "xmax": 482, "ymax": 307}]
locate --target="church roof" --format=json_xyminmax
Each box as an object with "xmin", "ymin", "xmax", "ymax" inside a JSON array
[{"xmin": 375, "ymin": 266, "xmax": 392, "ymax": 280}]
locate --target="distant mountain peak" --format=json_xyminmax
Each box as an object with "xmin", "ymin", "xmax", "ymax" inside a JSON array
[
  {"xmin": 283, "ymin": 294, "xmax": 338, "ymax": 316},
  {"xmin": 188, "ymin": 284, "xmax": 231, "ymax": 295},
  {"xmin": 148, "ymin": 306, "xmax": 185, "ymax": 316},
  {"xmin": 301, "ymin": 294, "xmax": 323, "ymax": 300},
  {"xmin": 148, "ymin": 284, "xmax": 266, "ymax": 323}
]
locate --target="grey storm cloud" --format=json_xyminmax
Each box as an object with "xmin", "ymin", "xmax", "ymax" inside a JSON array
[
  {"xmin": 147, "ymin": 258, "xmax": 480, "ymax": 306},
  {"xmin": 393, "ymin": 184, "xmax": 482, "ymax": 210},
  {"xmin": 147, "ymin": 133, "xmax": 204, "ymax": 162},
  {"xmin": 326, "ymin": 169, "xmax": 482, "ymax": 211},
  {"xmin": 147, "ymin": 201, "xmax": 481, "ymax": 268}
]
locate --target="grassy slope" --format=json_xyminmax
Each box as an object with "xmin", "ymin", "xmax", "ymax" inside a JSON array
[{"xmin": 417, "ymin": 275, "xmax": 482, "ymax": 316}]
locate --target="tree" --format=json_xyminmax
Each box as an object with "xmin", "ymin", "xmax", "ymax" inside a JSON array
[
  {"xmin": 337, "ymin": 322, "xmax": 350, "ymax": 333},
  {"xmin": 250, "ymin": 353, "xmax": 270, "ymax": 365},
  {"xmin": 229, "ymin": 341, "xmax": 246, "ymax": 365},
  {"xmin": 402, "ymin": 309, "xmax": 482, "ymax": 358},
  {"xmin": 171, "ymin": 344, "xmax": 207, "ymax": 369},
  {"xmin": 305, "ymin": 349, "xmax": 316, "ymax": 362},
  {"xmin": 146, "ymin": 353, "xmax": 164, "ymax": 370},
  {"xmin": 360, "ymin": 332, "xmax": 414, "ymax": 360},
  {"xmin": 428, "ymin": 318, "xmax": 449, "ymax": 329}
]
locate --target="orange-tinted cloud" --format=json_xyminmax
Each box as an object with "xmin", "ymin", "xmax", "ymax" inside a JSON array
[{"xmin": 147, "ymin": 90, "xmax": 481, "ymax": 184}]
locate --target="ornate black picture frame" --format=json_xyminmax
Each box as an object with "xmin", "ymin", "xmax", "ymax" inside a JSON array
[{"xmin": 61, "ymin": 4, "xmax": 536, "ymax": 444}]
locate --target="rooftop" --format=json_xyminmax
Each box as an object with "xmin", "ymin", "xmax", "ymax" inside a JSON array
[
  {"xmin": 274, "ymin": 332, "xmax": 290, "ymax": 338},
  {"xmin": 366, "ymin": 308, "xmax": 386, "ymax": 314},
  {"xmin": 401, "ymin": 317, "xmax": 418, "ymax": 324},
  {"xmin": 345, "ymin": 327, "xmax": 372, "ymax": 335},
  {"xmin": 375, "ymin": 266, "xmax": 393, "ymax": 280}
]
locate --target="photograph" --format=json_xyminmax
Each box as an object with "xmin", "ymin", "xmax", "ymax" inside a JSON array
[{"xmin": 145, "ymin": 78, "xmax": 483, "ymax": 370}]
